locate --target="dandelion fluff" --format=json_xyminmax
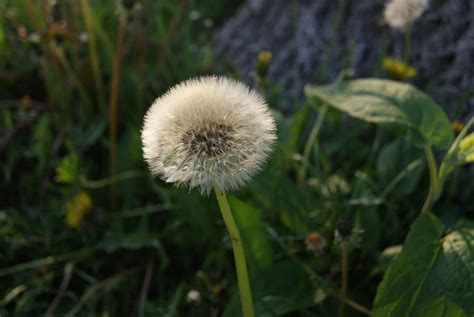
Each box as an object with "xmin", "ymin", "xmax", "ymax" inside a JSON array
[
  {"xmin": 141, "ymin": 76, "xmax": 276, "ymax": 194},
  {"xmin": 383, "ymin": 0, "xmax": 429, "ymax": 30}
]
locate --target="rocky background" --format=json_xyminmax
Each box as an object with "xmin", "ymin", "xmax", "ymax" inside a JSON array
[{"xmin": 213, "ymin": 0, "xmax": 474, "ymax": 119}]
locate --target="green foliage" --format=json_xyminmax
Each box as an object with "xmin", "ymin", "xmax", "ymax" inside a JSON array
[
  {"xmin": 376, "ymin": 139, "xmax": 423, "ymax": 197},
  {"xmin": 55, "ymin": 152, "xmax": 78, "ymax": 184},
  {"xmin": 229, "ymin": 197, "xmax": 273, "ymax": 267},
  {"xmin": 374, "ymin": 214, "xmax": 474, "ymax": 316},
  {"xmin": 222, "ymin": 262, "xmax": 317, "ymax": 317},
  {"xmin": 305, "ymin": 79, "xmax": 454, "ymax": 149},
  {"xmin": 1, "ymin": 0, "xmax": 472, "ymax": 316}
]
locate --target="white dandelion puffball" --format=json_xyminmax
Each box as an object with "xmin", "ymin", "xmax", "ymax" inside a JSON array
[
  {"xmin": 383, "ymin": 0, "xmax": 428, "ymax": 30},
  {"xmin": 141, "ymin": 76, "xmax": 276, "ymax": 194}
]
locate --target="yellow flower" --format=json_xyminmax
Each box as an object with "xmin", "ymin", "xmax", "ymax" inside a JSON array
[
  {"xmin": 383, "ymin": 57, "xmax": 417, "ymax": 80},
  {"xmin": 65, "ymin": 191, "xmax": 92, "ymax": 228},
  {"xmin": 256, "ymin": 50, "xmax": 272, "ymax": 78},
  {"xmin": 459, "ymin": 133, "xmax": 474, "ymax": 163},
  {"xmin": 258, "ymin": 51, "xmax": 272, "ymax": 64},
  {"xmin": 451, "ymin": 120, "xmax": 465, "ymax": 135}
]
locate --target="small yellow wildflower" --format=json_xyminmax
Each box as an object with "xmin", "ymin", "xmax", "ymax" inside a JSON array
[
  {"xmin": 65, "ymin": 191, "xmax": 92, "ymax": 228},
  {"xmin": 459, "ymin": 132, "xmax": 474, "ymax": 162},
  {"xmin": 451, "ymin": 120, "xmax": 465, "ymax": 135},
  {"xmin": 256, "ymin": 50, "xmax": 272, "ymax": 78},
  {"xmin": 383, "ymin": 57, "xmax": 417, "ymax": 80}
]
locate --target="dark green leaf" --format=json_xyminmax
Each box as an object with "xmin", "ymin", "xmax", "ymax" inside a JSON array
[
  {"xmin": 229, "ymin": 197, "xmax": 273, "ymax": 267},
  {"xmin": 374, "ymin": 213, "xmax": 474, "ymax": 316},
  {"xmin": 305, "ymin": 79, "xmax": 454, "ymax": 149},
  {"xmin": 373, "ymin": 213, "xmax": 445, "ymax": 316},
  {"xmin": 222, "ymin": 261, "xmax": 317, "ymax": 317},
  {"xmin": 377, "ymin": 139, "xmax": 424, "ymax": 197}
]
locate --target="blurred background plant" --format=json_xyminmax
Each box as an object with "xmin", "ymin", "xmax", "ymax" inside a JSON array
[{"xmin": 1, "ymin": 0, "xmax": 473, "ymax": 316}]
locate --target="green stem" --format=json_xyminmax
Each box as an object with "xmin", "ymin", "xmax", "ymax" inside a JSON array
[
  {"xmin": 80, "ymin": 0, "xmax": 105, "ymax": 112},
  {"xmin": 421, "ymin": 146, "xmax": 438, "ymax": 213},
  {"xmin": 435, "ymin": 117, "xmax": 474, "ymax": 202},
  {"xmin": 338, "ymin": 241, "xmax": 348, "ymax": 317},
  {"xmin": 403, "ymin": 26, "xmax": 411, "ymax": 64},
  {"xmin": 214, "ymin": 186, "xmax": 255, "ymax": 317},
  {"xmin": 298, "ymin": 105, "xmax": 327, "ymax": 184},
  {"xmin": 0, "ymin": 247, "xmax": 94, "ymax": 277}
]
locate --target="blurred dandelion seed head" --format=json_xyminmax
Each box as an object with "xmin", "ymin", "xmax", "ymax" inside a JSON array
[
  {"xmin": 141, "ymin": 76, "xmax": 276, "ymax": 194},
  {"xmin": 186, "ymin": 289, "xmax": 201, "ymax": 303},
  {"xmin": 383, "ymin": 0, "xmax": 428, "ymax": 30}
]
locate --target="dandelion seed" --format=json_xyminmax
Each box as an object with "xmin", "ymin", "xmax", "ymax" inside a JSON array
[
  {"xmin": 65, "ymin": 191, "xmax": 92, "ymax": 228},
  {"xmin": 141, "ymin": 76, "xmax": 276, "ymax": 194},
  {"xmin": 383, "ymin": 0, "xmax": 428, "ymax": 30},
  {"xmin": 383, "ymin": 57, "xmax": 417, "ymax": 80}
]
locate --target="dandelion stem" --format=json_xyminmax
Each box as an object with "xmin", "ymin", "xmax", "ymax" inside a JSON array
[
  {"xmin": 214, "ymin": 186, "xmax": 255, "ymax": 317},
  {"xmin": 338, "ymin": 240, "xmax": 349, "ymax": 317},
  {"xmin": 421, "ymin": 146, "xmax": 438, "ymax": 213},
  {"xmin": 108, "ymin": 12, "xmax": 127, "ymax": 210},
  {"xmin": 298, "ymin": 105, "xmax": 327, "ymax": 184}
]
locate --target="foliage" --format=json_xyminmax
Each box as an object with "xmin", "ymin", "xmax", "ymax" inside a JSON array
[{"xmin": 1, "ymin": 0, "xmax": 473, "ymax": 316}]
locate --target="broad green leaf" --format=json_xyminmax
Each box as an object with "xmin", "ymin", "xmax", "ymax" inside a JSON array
[
  {"xmin": 411, "ymin": 297, "xmax": 466, "ymax": 317},
  {"xmin": 373, "ymin": 213, "xmax": 445, "ymax": 316},
  {"xmin": 374, "ymin": 213, "xmax": 474, "ymax": 316},
  {"xmin": 222, "ymin": 261, "xmax": 316, "ymax": 317},
  {"xmin": 419, "ymin": 222, "xmax": 474, "ymax": 314},
  {"xmin": 229, "ymin": 197, "xmax": 273, "ymax": 267},
  {"xmin": 376, "ymin": 139, "xmax": 423, "ymax": 197},
  {"xmin": 305, "ymin": 79, "xmax": 454, "ymax": 149}
]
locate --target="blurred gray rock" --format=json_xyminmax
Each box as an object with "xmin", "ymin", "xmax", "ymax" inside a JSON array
[{"xmin": 213, "ymin": 0, "xmax": 474, "ymax": 119}]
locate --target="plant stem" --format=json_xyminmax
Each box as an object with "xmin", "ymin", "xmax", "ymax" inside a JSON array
[
  {"xmin": 108, "ymin": 13, "xmax": 127, "ymax": 210},
  {"xmin": 298, "ymin": 105, "xmax": 327, "ymax": 184},
  {"xmin": 421, "ymin": 146, "xmax": 438, "ymax": 213},
  {"xmin": 80, "ymin": 0, "xmax": 105, "ymax": 112},
  {"xmin": 403, "ymin": 26, "xmax": 411, "ymax": 64},
  {"xmin": 138, "ymin": 257, "xmax": 155, "ymax": 317},
  {"xmin": 338, "ymin": 241, "xmax": 348, "ymax": 317},
  {"xmin": 434, "ymin": 117, "xmax": 474, "ymax": 203},
  {"xmin": 214, "ymin": 186, "xmax": 255, "ymax": 317}
]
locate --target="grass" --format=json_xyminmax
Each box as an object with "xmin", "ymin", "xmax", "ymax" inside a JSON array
[{"xmin": 1, "ymin": 1, "xmax": 473, "ymax": 316}]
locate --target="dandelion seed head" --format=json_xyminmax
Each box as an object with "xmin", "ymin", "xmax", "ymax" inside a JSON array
[
  {"xmin": 383, "ymin": 0, "xmax": 429, "ymax": 30},
  {"xmin": 141, "ymin": 76, "xmax": 276, "ymax": 194}
]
